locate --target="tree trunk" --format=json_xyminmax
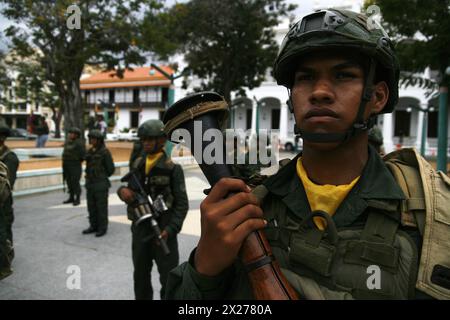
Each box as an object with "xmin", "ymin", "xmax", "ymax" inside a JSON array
[
  {"xmin": 62, "ymin": 78, "xmax": 84, "ymax": 139},
  {"xmin": 50, "ymin": 105, "xmax": 63, "ymax": 138}
]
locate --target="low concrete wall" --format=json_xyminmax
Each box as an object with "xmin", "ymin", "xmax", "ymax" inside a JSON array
[
  {"xmin": 13, "ymin": 156, "xmax": 198, "ymax": 197},
  {"xmin": 13, "ymin": 162, "xmax": 130, "ymax": 197}
]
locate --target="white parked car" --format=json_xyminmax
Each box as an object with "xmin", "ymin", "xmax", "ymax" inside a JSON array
[
  {"xmin": 118, "ymin": 128, "xmax": 138, "ymax": 141},
  {"xmin": 106, "ymin": 133, "xmax": 119, "ymax": 141}
]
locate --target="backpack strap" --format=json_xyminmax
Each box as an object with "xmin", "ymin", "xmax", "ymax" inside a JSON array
[
  {"xmin": 0, "ymin": 147, "xmax": 11, "ymax": 162},
  {"xmin": 384, "ymin": 157, "xmax": 426, "ymax": 235}
]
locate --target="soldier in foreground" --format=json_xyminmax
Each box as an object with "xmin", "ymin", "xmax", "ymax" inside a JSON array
[
  {"xmin": 165, "ymin": 9, "xmax": 448, "ymax": 299},
  {"xmin": 0, "ymin": 159, "xmax": 12, "ymax": 280},
  {"xmin": 82, "ymin": 130, "xmax": 115, "ymax": 237},
  {"xmin": 118, "ymin": 119, "xmax": 188, "ymax": 300},
  {"xmin": 0, "ymin": 124, "xmax": 19, "ymax": 264},
  {"xmin": 62, "ymin": 127, "xmax": 86, "ymax": 206}
]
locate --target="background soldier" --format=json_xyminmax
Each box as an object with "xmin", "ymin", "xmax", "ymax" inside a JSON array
[
  {"xmin": 62, "ymin": 127, "xmax": 86, "ymax": 206},
  {"xmin": 82, "ymin": 130, "xmax": 115, "ymax": 237},
  {"xmin": 118, "ymin": 119, "xmax": 188, "ymax": 300},
  {"xmin": 0, "ymin": 124, "xmax": 19, "ymax": 259}
]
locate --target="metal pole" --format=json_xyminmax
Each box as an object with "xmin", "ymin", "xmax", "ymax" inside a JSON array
[{"xmin": 437, "ymin": 86, "xmax": 448, "ymax": 172}]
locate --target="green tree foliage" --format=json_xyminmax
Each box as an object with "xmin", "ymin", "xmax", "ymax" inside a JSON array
[
  {"xmin": 10, "ymin": 54, "xmax": 63, "ymax": 137},
  {"xmin": 155, "ymin": 0, "xmax": 296, "ymax": 103},
  {"xmin": 1, "ymin": 0, "xmax": 167, "ymax": 133},
  {"xmin": 365, "ymin": 0, "xmax": 450, "ymax": 96}
]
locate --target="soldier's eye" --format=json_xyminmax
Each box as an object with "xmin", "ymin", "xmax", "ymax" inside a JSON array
[
  {"xmin": 336, "ymin": 71, "xmax": 356, "ymax": 79},
  {"xmin": 295, "ymin": 73, "xmax": 313, "ymax": 82}
]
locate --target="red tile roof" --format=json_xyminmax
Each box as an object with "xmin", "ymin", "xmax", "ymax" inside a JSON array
[{"xmin": 80, "ymin": 66, "xmax": 174, "ymax": 89}]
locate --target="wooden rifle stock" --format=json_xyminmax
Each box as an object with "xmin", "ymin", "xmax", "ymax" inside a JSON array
[{"xmin": 168, "ymin": 113, "xmax": 299, "ymax": 300}]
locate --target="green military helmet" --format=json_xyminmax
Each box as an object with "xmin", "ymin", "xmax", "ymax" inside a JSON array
[
  {"xmin": 137, "ymin": 119, "xmax": 166, "ymax": 138},
  {"xmin": 368, "ymin": 126, "xmax": 384, "ymax": 146},
  {"xmin": 0, "ymin": 122, "xmax": 11, "ymax": 137},
  {"xmin": 274, "ymin": 8, "xmax": 399, "ymax": 114},
  {"xmin": 88, "ymin": 129, "xmax": 104, "ymax": 140},
  {"xmin": 68, "ymin": 127, "xmax": 82, "ymax": 137}
]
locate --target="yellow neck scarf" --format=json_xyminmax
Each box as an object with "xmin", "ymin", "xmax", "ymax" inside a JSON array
[
  {"xmin": 296, "ymin": 157, "xmax": 360, "ymax": 230},
  {"xmin": 145, "ymin": 152, "xmax": 164, "ymax": 175}
]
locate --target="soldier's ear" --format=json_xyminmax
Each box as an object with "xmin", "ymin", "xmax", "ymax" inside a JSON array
[{"xmin": 370, "ymin": 81, "xmax": 389, "ymax": 116}]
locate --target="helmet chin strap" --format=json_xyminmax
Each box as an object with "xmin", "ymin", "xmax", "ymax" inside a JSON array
[{"xmin": 291, "ymin": 59, "xmax": 377, "ymax": 144}]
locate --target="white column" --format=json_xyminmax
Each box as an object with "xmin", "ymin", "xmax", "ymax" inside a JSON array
[
  {"xmin": 416, "ymin": 110, "xmax": 424, "ymax": 151},
  {"xmin": 279, "ymin": 103, "xmax": 288, "ymax": 141},
  {"xmin": 251, "ymin": 102, "xmax": 257, "ymax": 134},
  {"xmin": 382, "ymin": 113, "xmax": 395, "ymax": 153}
]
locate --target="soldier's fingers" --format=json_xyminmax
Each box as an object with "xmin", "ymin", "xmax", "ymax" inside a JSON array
[
  {"xmin": 225, "ymin": 203, "xmax": 264, "ymax": 230},
  {"xmin": 203, "ymin": 178, "xmax": 251, "ymax": 204},
  {"xmin": 233, "ymin": 218, "xmax": 267, "ymax": 244},
  {"xmin": 201, "ymin": 191, "xmax": 260, "ymax": 220},
  {"xmin": 218, "ymin": 192, "xmax": 260, "ymax": 217}
]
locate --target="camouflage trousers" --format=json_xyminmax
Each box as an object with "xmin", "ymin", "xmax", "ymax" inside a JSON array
[{"xmin": 131, "ymin": 223, "xmax": 179, "ymax": 300}]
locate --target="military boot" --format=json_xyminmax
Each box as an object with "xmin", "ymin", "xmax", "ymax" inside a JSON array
[
  {"xmin": 63, "ymin": 194, "xmax": 74, "ymax": 204},
  {"xmin": 73, "ymin": 194, "xmax": 80, "ymax": 206},
  {"xmin": 82, "ymin": 226, "xmax": 97, "ymax": 234}
]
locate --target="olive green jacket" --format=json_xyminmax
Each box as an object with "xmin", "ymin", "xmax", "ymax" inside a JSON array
[
  {"xmin": 0, "ymin": 146, "xmax": 19, "ymax": 188},
  {"xmin": 62, "ymin": 138, "xmax": 86, "ymax": 163},
  {"xmin": 165, "ymin": 146, "xmax": 426, "ymax": 299},
  {"xmin": 85, "ymin": 144, "xmax": 115, "ymax": 190},
  {"xmin": 129, "ymin": 152, "xmax": 189, "ymax": 239}
]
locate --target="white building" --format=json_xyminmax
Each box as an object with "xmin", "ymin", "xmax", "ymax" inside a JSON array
[{"xmin": 80, "ymin": 66, "xmax": 173, "ymax": 132}]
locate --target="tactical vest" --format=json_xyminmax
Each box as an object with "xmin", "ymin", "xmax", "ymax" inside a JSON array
[
  {"xmin": 257, "ymin": 149, "xmax": 450, "ymax": 300},
  {"xmin": 129, "ymin": 155, "xmax": 176, "ymax": 225},
  {"xmin": 261, "ymin": 198, "xmax": 417, "ymax": 299},
  {"xmin": 63, "ymin": 139, "xmax": 84, "ymax": 162},
  {"xmin": 85, "ymin": 146, "xmax": 108, "ymax": 181}
]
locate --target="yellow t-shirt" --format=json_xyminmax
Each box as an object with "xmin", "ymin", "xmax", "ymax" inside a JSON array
[
  {"xmin": 296, "ymin": 158, "xmax": 360, "ymax": 230},
  {"xmin": 145, "ymin": 152, "xmax": 164, "ymax": 175}
]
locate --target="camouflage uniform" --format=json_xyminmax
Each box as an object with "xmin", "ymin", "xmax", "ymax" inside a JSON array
[
  {"xmin": 83, "ymin": 130, "xmax": 115, "ymax": 236},
  {"xmin": 62, "ymin": 127, "xmax": 86, "ymax": 205},
  {"xmin": 124, "ymin": 120, "xmax": 189, "ymax": 300}
]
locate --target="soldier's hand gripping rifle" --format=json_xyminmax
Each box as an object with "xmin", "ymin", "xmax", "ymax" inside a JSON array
[
  {"xmin": 120, "ymin": 170, "xmax": 170, "ymax": 256},
  {"xmin": 163, "ymin": 92, "xmax": 299, "ymax": 300}
]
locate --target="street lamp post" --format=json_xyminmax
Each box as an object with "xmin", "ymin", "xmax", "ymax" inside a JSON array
[{"xmin": 436, "ymin": 67, "xmax": 450, "ymax": 172}]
